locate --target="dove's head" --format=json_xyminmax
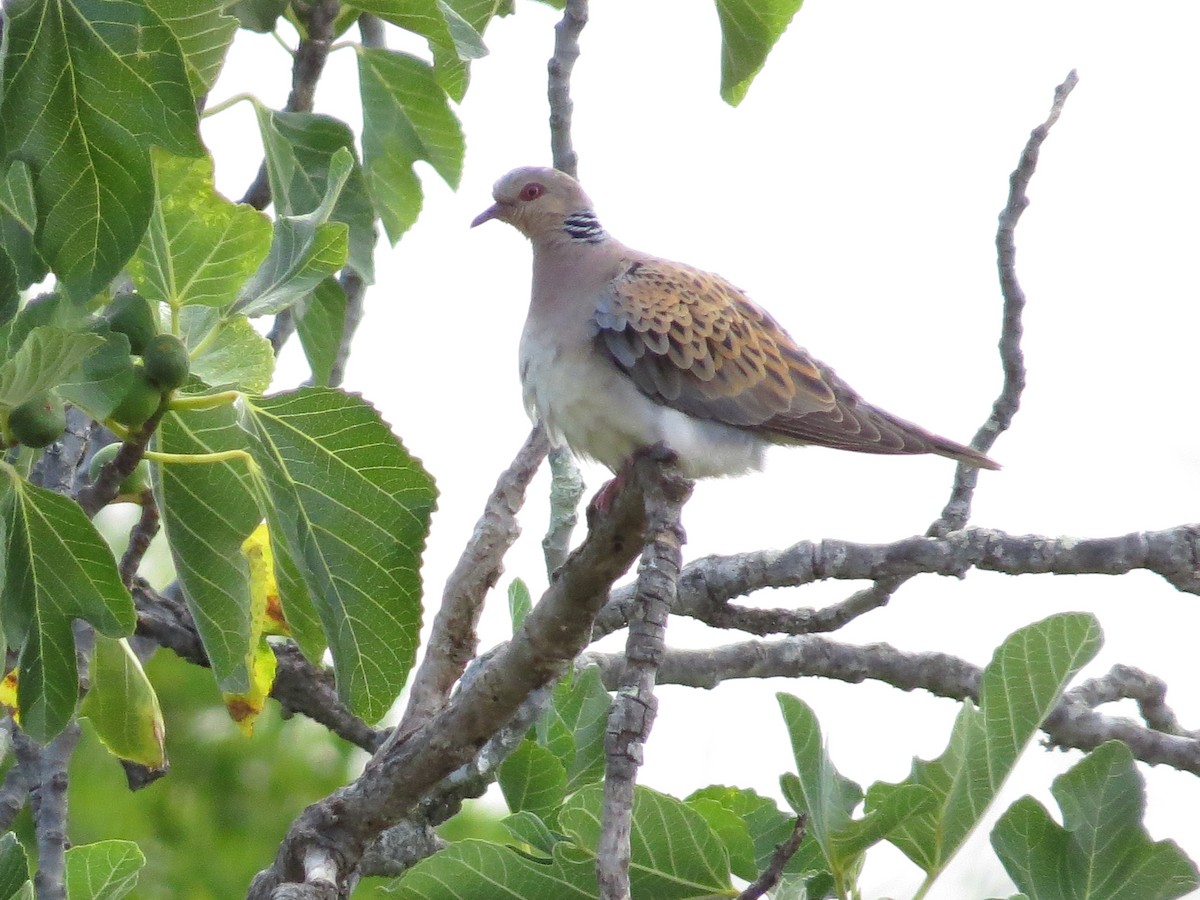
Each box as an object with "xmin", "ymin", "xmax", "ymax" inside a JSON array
[{"xmin": 471, "ymin": 166, "xmax": 598, "ymax": 242}]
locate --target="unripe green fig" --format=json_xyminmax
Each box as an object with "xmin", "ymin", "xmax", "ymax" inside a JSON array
[
  {"xmin": 141, "ymin": 334, "xmax": 190, "ymax": 391},
  {"xmin": 8, "ymin": 392, "xmax": 66, "ymax": 448},
  {"xmin": 105, "ymin": 292, "xmax": 157, "ymax": 354},
  {"xmin": 111, "ymin": 370, "xmax": 163, "ymax": 428},
  {"xmin": 88, "ymin": 442, "xmax": 151, "ymax": 497}
]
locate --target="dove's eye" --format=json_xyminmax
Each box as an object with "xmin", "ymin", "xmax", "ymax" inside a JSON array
[{"xmin": 519, "ymin": 183, "xmax": 545, "ymax": 201}]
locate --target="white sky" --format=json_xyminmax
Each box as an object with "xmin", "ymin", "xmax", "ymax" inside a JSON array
[{"xmin": 207, "ymin": 2, "xmax": 1200, "ymax": 896}]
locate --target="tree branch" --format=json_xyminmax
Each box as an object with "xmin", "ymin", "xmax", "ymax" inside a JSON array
[
  {"xmin": 118, "ymin": 495, "xmax": 160, "ymax": 586},
  {"xmin": 247, "ymin": 450, "xmax": 677, "ymax": 898},
  {"xmin": 399, "ymin": 426, "xmax": 549, "ymax": 735},
  {"xmin": 581, "ymin": 635, "xmax": 1200, "ymax": 773},
  {"xmin": 548, "ymin": 0, "xmax": 588, "ymax": 179},
  {"xmin": 592, "ymin": 523, "xmax": 1200, "ymax": 638},
  {"xmin": 15, "ymin": 722, "xmax": 81, "ymax": 900},
  {"xmin": 598, "ymin": 447, "xmax": 691, "ymax": 900}
]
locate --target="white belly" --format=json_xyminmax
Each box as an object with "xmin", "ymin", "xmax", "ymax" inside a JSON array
[{"xmin": 519, "ymin": 330, "xmax": 765, "ymax": 479}]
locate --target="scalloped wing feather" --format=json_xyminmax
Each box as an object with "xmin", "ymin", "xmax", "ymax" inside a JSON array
[{"xmin": 593, "ymin": 257, "xmax": 999, "ymax": 468}]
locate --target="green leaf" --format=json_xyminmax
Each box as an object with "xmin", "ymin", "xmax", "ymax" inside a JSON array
[
  {"xmin": 399, "ymin": 785, "xmax": 736, "ymax": 898},
  {"xmin": 63, "ymin": 840, "xmax": 145, "ymax": 900},
  {"xmin": 293, "ymin": 278, "xmax": 347, "ymax": 388},
  {"xmin": 253, "ymin": 110, "xmax": 377, "ymax": 282},
  {"xmin": 687, "ymin": 785, "xmax": 830, "ymax": 890},
  {"xmin": 357, "ymin": 49, "xmax": 466, "ymax": 242},
  {"xmin": 347, "ymin": 0, "xmax": 487, "ymax": 60},
  {"xmin": 992, "ymin": 741, "xmax": 1200, "ymax": 900},
  {"xmin": 561, "ymin": 785, "xmax": 736, "ymax": 899},
  {"xmin": 0, "ymin": 327, "xmax": 103, "ymax": 410},
  {"xmin": 228, "ymin": 0, "xmax": 289, "ymax": 33},
  {"xmin": 777, "ymin": 693, "xmax": 933, "ymax": 882},
  {"xmin": 233, "ymin": 149, "xmax": 352, "ymax": 318},
  {"xmin": 685, "ymin": 797, "xmax": 759, "ymax": 881},
  {"xmin": 242, "ymin": 388, "xmax": 436, "ymax": 723},
  {"xmin": 498, "ymin": 740, "xmax": 567, "ymax": 823},
  {"xmin": 0, "ymin": 833, "xmax": 29, "ymax": 900},
  {"xmin": 538, "ymin": 665, "xmax": 610, "ymax": 793},
  {"xmin": 153, "ymin": 0, "xmax": 239, "ymax": 96},
  {"xmin": 0, "ymin": 0, "xmax": 203, "ymax": 301},
  {"xmin": 396, "ymin": 838, "xmax": 597, "ymax": 898},
  {"xmin": 714, "ymin": 0, "xmax": 805, "ymax": 106},
  {"xmin": 80, "ymin": 636, "xmax": 167, "ymax": 769},
  {"xmin": 155, "ymin": 402, "xmax": 261, "ymax": 693},
  {"xmin": 502, "ymin": 810, "xmax": 560, "ymax": 858},
  {"xmin": 0, "ymin": 466, "xmax": 136, "ymax": 742},
  {"xmin": 0, "ymin": 162, "xmax": 46, "ymax": 292},
  {"xmin": 180, "ymin": 308, "xmax": 275, "ymax": 394},
  {"xmin": 130, "ymin": 151, "xmax": 272, "ymax": 311},
  {"xmin": 871, "ymin": 613, "xmax": 1103, "ymax": 880},
  {"xmin": 58, "ymin": 330, "xmax": 137, "ymax": 422},
  {"xmin": 507, "ymin": 577, "xmax": 532, "ymax": 634}
]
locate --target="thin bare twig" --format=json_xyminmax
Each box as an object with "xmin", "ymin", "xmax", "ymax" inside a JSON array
[
  {"xmin": 118, "ymin": 494, "xmax": 160, "ymax": 586},
  {"xmin": 399, "ymin": 427, "xmax": 549, "ymax": 735},
  {"xmin": 548, "ymin": 0, "xmax": 588, "ymax": 179},
  {"xmin": 597, "ymin": 447, "xmax": 691, "ymax": 900},
  {"xmin": 931, "ymin": 70, "xmax": 1078, "ymax": 537},
  {"xmin": 541, "ymin": 0, "xmax": 592, "ymax": 573},
  {"xmin": 737, "ymin": 815, "xmax": 808, "ymax": 900}
]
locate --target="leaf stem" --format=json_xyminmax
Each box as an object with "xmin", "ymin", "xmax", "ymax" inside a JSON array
[
  {"xmin": 187, "ymin": 321, "xmax": 223, "ymax": 361},
  {"xmin": 911, "ymin": 872, "xmax": 937, "ymax": 900},
  {"xmin": 202, "ymin": 93, "xmax": 256, "ymax": 118},
  {"xmin": 168, "ymin": 391, "xmax": 241, "ymax": 411},
  {"xmin": 144, "ymin": 448, "xmax": 255, "ymax": 467}
]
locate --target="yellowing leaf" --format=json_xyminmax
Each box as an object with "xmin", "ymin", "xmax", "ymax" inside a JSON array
[
  {"xmin": 0, "ymin": 668, "xmax": 19, "ymax": 718},
  {"xmin": 242, "ymin": 522, "xmax": 289, "ymax": 636},
  {"xmin": 222, "ymin": 640, "xmax": 276, "ymax": 737}
]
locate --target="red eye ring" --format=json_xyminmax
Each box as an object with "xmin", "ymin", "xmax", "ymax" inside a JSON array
[{"xmin": 519, "ymin": 182, "xmax": 545, "ymax": 201}]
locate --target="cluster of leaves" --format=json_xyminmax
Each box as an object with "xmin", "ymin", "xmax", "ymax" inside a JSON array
[{"xmin": 394, "ymin": 612, "xmax": 1198, "ymax": 899}]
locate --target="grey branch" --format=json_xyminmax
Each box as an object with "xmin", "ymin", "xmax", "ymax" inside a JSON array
[
  {"xmin": 118, "ymin": 495, "xmax": 160, "ymax": 586},
  {"xmin": 0, "ymin": 721, "xmax": 34, "ymax": 832},
  {"xmin": 399, "ymin": 427, "xmax": 549, "ymax": 736},
  {"xmin": 1065, "ymin": 664, "xmax": 1200, "ymax": 739},
  {"xmin": 932, "ymin": 69, "xmax": 1077, "ymax": 537},
  {"xmin": 598, "ymin": 448, "xmax": 692, "ymax": 900},
  {"xmin": 581, "ymin": 636, "xmax": 1200, "ymax": 773},
  {"xmin": 592, "ymin": 524, "xmax": 1200, "ymax": 638},
  {"xmin": 542, "ymin": 0, "xmax": 591, "ymax": 574},
  {"xmin": 542, "ymin": 445, "xmax": 586, "ymax": 576},
  {"xmin": 548, "ymin": 0, "xmax": 589, "ymax": 178},
  {"xmin": 15, "ymin": 722, "xmax": 81, "ymax": 900},
  {"xmin": 247, "ymin": 451, "xmax": 675, "ymax": 898}
]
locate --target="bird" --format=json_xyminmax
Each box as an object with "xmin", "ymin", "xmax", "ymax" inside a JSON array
[{"xmin": 471, "ymin": 166, "xmax": 998, "ymax": 482}]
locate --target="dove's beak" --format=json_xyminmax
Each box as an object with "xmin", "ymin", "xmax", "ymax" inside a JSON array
[{"xmin": 471, "ymin": 203, "xmax": 502, "ymax": 228}]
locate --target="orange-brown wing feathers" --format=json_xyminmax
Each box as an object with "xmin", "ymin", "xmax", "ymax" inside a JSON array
[
  {"xmin": 594, "ymin": 259, "xmax": 835, "ymax": 425},
  {"xmin": 592, "ymin": 257, "xmax": 999, "ymax": 468}
]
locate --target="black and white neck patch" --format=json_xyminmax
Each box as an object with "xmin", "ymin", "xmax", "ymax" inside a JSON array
[{"xmin": 562, "ymin": 211, "xmax": 607, "ymax": 243}]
